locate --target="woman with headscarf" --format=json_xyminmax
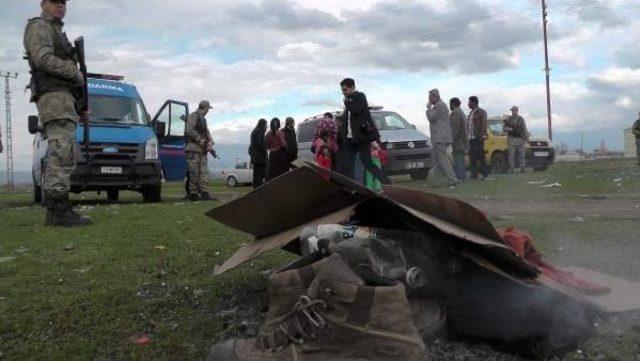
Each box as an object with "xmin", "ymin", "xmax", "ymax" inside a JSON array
[
  {"xmin": 283, "ymin": 117, "xmax": 298, "ymax": 169},
  {"xmin": 265, "ymin": 117, "xmax": 289, "ymax": 181},
  {"xmin": 312, "ymin": 112, "xmax": 339, "ymax": 170},
  {"xmin": 248, "ymin": 118, "xmax": 268, "ymax": 188}
]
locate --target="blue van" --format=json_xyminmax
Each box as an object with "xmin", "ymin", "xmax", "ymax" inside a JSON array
[{"xmin": 29, "ymin": 74, "xmax": 189, "ymax": 203}]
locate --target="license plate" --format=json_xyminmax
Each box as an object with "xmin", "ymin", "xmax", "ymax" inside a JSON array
[
  {"xmin": 404, "ymin": 162, "xmax": 425, "ymax": 170},
  {"xmin": 534, "ymin": 152, "xmax": 549, "ymax": 157},
  {"xmin": 101, "ymin": 166, "xmax": 123, "ymax": 174}
]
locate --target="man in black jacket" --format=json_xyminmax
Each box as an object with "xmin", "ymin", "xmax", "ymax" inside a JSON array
[
  {"xmin": 283, "ymin": 117, "xmax": 298, "ymax": 168},
  {"xmin": 339, "ymin": 78, "xmax": 391, "ymax": 185},
  {"xmin": 249, "ymin": 118, "xmax": 268, "ymax": 188}
]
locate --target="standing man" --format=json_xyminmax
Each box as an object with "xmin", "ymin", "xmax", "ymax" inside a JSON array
[
  {"xmin": 249, "ymin": 118, "xmax": 268, "ymax": 188},
  {"xmin": 633, "ymin": 111, "xmax": 640, "ymax": 166},
  {"xmin": 340, "ymin": 78, "xmax": 391, "ymax": 185},
  {"xmin": 24, "ymin": 0, "xmax": 91, "ymax": 227},
  {"xmin": 426, "ymin": 89, "xmax": 458, "ymax": 186},
  {"xmin": 449, "ymin": 97, "xmax": 469, "ymax": 182},
  {"xmin": 467, "ymin": 96, "xmax": 489, "ymax": 180},
  {"xmin": 503, "ymin": 106, "xmax": 528, "ymax": 173},
  {"xmin": 184, "ymin": 100, "xmax": 217, "ymax": 201},
  {"xmin": 283, "ymin": 116, "xmax": 298, "ymax": 169}
]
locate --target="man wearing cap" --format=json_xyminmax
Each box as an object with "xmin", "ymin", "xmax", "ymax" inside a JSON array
[
  {"xmin": 24, "ymin": 0, "xmax": 92, "ymax": 227},
  {"xmin": 426, "ymin": 89, "xmax": 459, "ymax": 186},
  {"xmin": 503, "ymin": 106, "xmax": 528, "ymax": 173},
  {"xmin": 184, "ymin": 100, "xmax": 217, "ymax": 201}
]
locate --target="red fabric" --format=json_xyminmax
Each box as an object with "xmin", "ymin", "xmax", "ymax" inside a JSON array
[
  {"xmin": 266, "ymin": 130, "xmax": 287, "ymax": 151},
  {"xmin": 499, "ymin": 227, "xmax": 610, "ymax": 295}
]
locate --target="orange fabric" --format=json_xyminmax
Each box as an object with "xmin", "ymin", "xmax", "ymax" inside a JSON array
[{"xmin": 499, "ymin": 227, "xmax": 610, "ymax": 295}]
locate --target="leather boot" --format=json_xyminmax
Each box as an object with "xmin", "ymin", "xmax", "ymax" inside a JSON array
[
  {"xmin": 207, "ymin": 254, "xmax": 425, "ymax": 361},
  {"xmin": 45, "ymin": 191, "xmax": 92, "ymax": 227}
]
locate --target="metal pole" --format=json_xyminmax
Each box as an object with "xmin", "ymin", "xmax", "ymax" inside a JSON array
[
  {"xmin": 541, "ymin": 0, "xmax": 553, "ymax": 141},
  {"xmin": 2, "ymin": 71, "xmax": 18, "ymax": 192}
]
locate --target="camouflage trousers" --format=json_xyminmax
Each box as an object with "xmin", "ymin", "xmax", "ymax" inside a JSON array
[
  {"xmin": 186, "ymin": 151, "xmax": 209, "ymax": 195},
  {"xmin": 508, "ymin": 137, "xmax": 526, "ymax": 171},
  {"xmin": 44, "ymin": 119, "xmax": 77, "ymax": 193}
]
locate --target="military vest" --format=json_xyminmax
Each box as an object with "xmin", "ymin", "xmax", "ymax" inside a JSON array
[{"xmin": 26, "ymin": 17, "xmax": 78, "ymax": 101}]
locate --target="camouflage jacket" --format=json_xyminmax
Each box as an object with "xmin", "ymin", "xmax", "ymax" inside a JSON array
[
  {"xmin": 24, "ymin": 12, "xmax": 79, "ymax": 123},
  {"xmin": 184, "ymin": 110, "xmax": 211, "ymax": 153}
]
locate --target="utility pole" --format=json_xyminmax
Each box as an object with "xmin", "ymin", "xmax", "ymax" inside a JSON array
[
  {"xmin": 541, "ymin": 0, "xmax": 553, "ymax": 141},
  {"xmin": 2, "ymin": 71, "xmax": 18, "ymax": 192}
]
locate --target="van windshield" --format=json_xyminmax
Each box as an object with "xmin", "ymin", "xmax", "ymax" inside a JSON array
[
  {"xmin": 89, "ymin": 95, "xmax": 149, "ymax": 125},
  {"xmin": 372, "ymin": 112, "xmax": 412, "ymax": 130}
]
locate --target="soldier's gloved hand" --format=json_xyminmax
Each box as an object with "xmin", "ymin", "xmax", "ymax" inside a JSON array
[
  {"xmin": 73, "ymin": 71, "xmax": 84, "ymax": 86},
  {"xmin": 199, "ymin": 139, "xmax": 207, "ymax": 148}
]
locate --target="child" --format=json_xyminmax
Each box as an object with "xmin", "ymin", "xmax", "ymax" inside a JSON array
[
  {"xmin": 313, "ymin": 132, "xmax": 333, "ymax": 171},
  {"xmin": 365, "ymin": 141, "xmax": 383, "ymax": 192}
]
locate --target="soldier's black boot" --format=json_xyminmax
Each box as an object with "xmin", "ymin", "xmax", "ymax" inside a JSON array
[
  {"xmin": 188, "ymin": 193, "xmax": 200, "ymax": 202},
  {"xmin": 45, "ymin": 191, "xmax": 92, "ymax": 227},
  {"xmin": 199, "ymin": 192, "xmax": 217, "ymax": 201}
]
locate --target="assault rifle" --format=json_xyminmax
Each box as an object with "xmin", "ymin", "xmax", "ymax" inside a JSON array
[{"xmin": 74, "ymin": 36, "xmax": 90, "ymax": 156}]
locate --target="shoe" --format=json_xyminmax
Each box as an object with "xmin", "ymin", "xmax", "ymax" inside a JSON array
[
  {"xmin": 207, "ymin": 254, "xmax": 425, "ymax": 361},
  {"xmin": 188, "ymin": 193, "xmax": 200, "ymax": 202},
  {"xmin": 200, "ymin": 192, "xmax": 218, "ymax": 201},
  {"xmin": 45, "ymin": 191, "xmax": 92, "ymax": 227}
]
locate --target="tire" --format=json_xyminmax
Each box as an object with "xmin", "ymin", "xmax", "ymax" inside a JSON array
[
  {"xmin": 226, "ymin": 176, "xmax": 238, "ymax": 188},
  {"xmin": 491, "ymin": 152, "xmax": 509, "ymax": 174},
  {"xmin": 533, "ymin": 165, "xmax": 549, "ymax": 172},
  {"xmin": 143, "ymin": 184, "xmax": 162, "ymax": 203},
  {"xmin": 107, "ymin": 190, "xmax": 119, "ymax": 202},
  {"xmin": 410, "ymin": 168, "xmax": 430, "ymax": 181}
]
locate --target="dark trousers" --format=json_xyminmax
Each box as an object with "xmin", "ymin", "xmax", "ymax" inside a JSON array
[
  {"xmin": 469, "ymin": 138, "xmax": 489, "ymax": 179},
  {"xmin": 252, "ymin": 163, "xmax": 266, "ymax": 188},
  {"xmin": 344, "ymin": 139, "xmax": 391, "ymax": 185},
  {"xmin": 453, "ymin": 150, "xmax": 466, "ymax": 182}
]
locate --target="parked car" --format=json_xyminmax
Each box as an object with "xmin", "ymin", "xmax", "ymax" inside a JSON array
[
  {"xmin": 221, "ymin": 160, "xmax": 253, "ymax": 187},
  {"xmin": 298, "ymin": 107, "xmax": 432, "ymax": 180},
  {"xmin": 484, "ymin": 116, "xmax": 555, "ymax": 173},
  {"xmin": 29, "ymin": 74, "xmax": 188, "ymax": 203}
]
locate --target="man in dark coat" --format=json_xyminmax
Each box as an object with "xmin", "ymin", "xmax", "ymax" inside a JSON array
[
  {"xmin": 339, "ymin": 78, "xmax": 391, "ymax": 185},
  {"xmin": 467, "ymin": 96, "xmax": 489, "ymax": 180},
  {"xmin": 283, "ymin": 117, "xmax": 298, "ymax": 168},
  {"xmin": 249, "ymin": 118, "xmax": 268, "ymax": 188}
]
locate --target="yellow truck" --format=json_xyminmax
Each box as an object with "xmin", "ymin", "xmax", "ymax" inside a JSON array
[{"xmin": 484, "ymin": 116, "xmax": 555, "ymax": 173}]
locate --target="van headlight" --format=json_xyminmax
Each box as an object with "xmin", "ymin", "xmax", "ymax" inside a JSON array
[{"xmin": 145, "ymin": 138, "xmax": 159, "ymax": 160}]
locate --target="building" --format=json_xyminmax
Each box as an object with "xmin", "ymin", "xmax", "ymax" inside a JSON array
[{"xmin": 624, "ymin": 127, "xmax": 636, "ymax": 158}]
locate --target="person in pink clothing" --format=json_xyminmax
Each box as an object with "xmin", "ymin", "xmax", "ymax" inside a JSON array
[{"xmin": 312, "ymin": 112, "xmax": 339, "ymax": 169}]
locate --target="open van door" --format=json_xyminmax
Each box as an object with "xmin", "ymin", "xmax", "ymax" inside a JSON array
[{"xmin": 151, "ymin": 100, "xmax": 189, "ymax": 181}]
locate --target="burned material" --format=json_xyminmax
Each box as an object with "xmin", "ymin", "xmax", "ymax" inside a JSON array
[{"xmin": 206, "ymin": 161, "xmax": 640, "ymax": 359}]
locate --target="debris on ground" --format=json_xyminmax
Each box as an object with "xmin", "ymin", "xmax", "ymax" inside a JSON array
[
  {"xmin": 62, "ymin": 244, "xmax": 76, "ymax": 251},
  {"xmin": 129, "ymin": 335, "xmax": 152, "ymax": 346},
  {"xmin": 204, "ymin": 162, "xmax": 640, "ymax": 360},
  {"xmin": 527, "ymin": 179, "xmax": 548, "ymax": 185},
  {"xmin": 542, "ymin": 182, "xmax": 563, "ymax": 188},
  {"xmin": 570, "ymin": 216, "xmax": 586, "ymax": 223}
]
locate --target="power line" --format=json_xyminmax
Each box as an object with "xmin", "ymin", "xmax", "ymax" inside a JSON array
[{"xmin": 1, "ymin": 71, "xmax": 18, "ymax": 192}]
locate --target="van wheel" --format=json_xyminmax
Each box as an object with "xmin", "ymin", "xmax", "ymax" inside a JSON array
[
  {"xmin": 491, "ymin": 152, "xmax": 508, "ymax": 174},
  {"xmin": 143, "ymin": 184, "xmax": 162, "ymax": 203},
  {"xmin": 226, "ymin": 176, "xmax": 238, "ymax": 188},
  {"xmin": 410, "ymin": 168, "xmax": 430, "ymax": 181},
  {"xmin": 107, "ymin": 190, "xmax": 119, "ymax": 202}
]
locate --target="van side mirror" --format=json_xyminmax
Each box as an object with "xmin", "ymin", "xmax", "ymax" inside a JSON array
[
  {"xmin": 155, "ymin": 121, "xmax": 166, "ymax": 138},
  {"xmin": 28, "ymin": 115, "xmax": 40, "ymax": 134},
  {"xmin": 410, "ymin": 124, "xmax": 417, "ymax": 129}
]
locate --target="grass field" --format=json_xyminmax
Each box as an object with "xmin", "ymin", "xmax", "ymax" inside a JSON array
[{"xmin": 1, "ymin": 159, "xmax": 639, "ymax": 360}]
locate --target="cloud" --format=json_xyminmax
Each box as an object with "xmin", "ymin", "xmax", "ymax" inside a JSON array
[{"xmin": 576, "ymin": 0, "xmax": 628, "ymax": 28}]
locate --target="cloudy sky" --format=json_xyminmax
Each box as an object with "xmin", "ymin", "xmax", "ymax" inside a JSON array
[{"xmin": 1, "ymin": 0, "xmax": 639, "ymax": 171}]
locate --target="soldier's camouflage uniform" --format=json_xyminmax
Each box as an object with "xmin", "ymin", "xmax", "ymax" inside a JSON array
[
  {"xmin": 184, "ymin": 109, "xmax": 211, "ymax": 195},
  {"xmin": 24, "ymin": 11, "xmax": 81, "ymax": 193}
]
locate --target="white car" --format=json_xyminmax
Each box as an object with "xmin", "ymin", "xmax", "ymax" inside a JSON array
[{"xmin": 221, "ymin": 161, "xmax": 253, "ymax": 187}]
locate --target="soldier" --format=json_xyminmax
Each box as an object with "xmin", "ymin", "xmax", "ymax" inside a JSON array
[
  {"xmin": 503, "ymin": 105, "xmax": 529, "ymax": 173},
  {"xmin": 185, "ymin": 100, "xmax": 217, "ymax": 201},
  {"xmin": 633, "ymin": 111, "xmax": 640, "ymax": 166},
  {"xmin": 24, "ymin": 0, "xmax": 91, "ymax": 227}
]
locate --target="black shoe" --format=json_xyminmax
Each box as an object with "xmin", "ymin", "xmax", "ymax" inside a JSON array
[
  {"xmin": 188, "ymin": 193, "xmax": 200, "ymax": 202},
  {"xmin": 199, "ymin": 192, "xmax": 218, "ymax": 201}
]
